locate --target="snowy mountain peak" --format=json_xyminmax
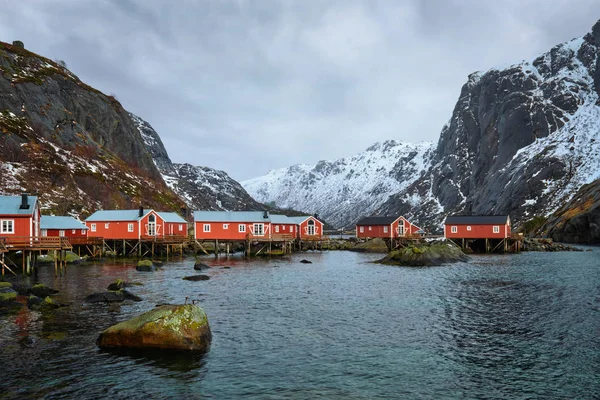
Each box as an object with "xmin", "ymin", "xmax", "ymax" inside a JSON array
[{"xmin": 242, "ymin": 140, "xmax": 435, "ymax": 228}]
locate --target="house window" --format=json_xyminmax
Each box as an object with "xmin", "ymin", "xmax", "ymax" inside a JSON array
[
  {"xmin": 239, "ymin": 224, "xmax": 246, "ymax": 233},
  {"xmin": 383, "ymin": 226, "xmax": 388, "ymax": 233},
  {"xmin": 105, "ymin": 223, "xmax": 109, "ymax": 229},
  {"xmin": 223, "ymin": 224, "xmax": 229, "ymax": 229},
  {"xmin": 368, "ymin": 226, "xmax": 372, "ymax": 231},
  {"xmin": 179, "ymin": 224, "xmax": 183, "ymax": 231},
  {"xmin": 91, "ymin": 224, "xmax": 96, "ymax": 232},
  {"xmin": 282, "ymin": 226, "xmax": 286, "ymax": 231},
  {"xmin": 451, "ymin": 226, "xmax": 458, "ymax": 233},
  {"xmin": 275, "ymin": 225, "xmax": 279, "ymax": 233},
  {"xmin": 359, "ymin": 226, "xmax": 364, "ymax": 233},
  {"xmin": 81, "ymin": 229, "xmax": 85, "ymax": 235},
  {"xmin": 493, "ymin": 226, "xmax": 500, "ymax": 233},
  {"xmin": 72, "ymin": 229, "xmax": 76, "ymax": 234},
  {"xmin": 128, "ymin": 223, "xmax": 134, "ymax": 232},
  {"xmin": 59, "ymin": 230, "xmax": 65, "ymax": 237},
  {"xmin": 467, "ymin": 226, "xmax": 472, "ymax": 231},
  {"xmin": 203, "ymin": 224, "xmax": 210, "ymax": 232},
  {"xmin": 1, "ymin": 220, "xmax": 14, "ymax": 234},
  {"xmin": 41, "ymin": 229, "xmax": 47, "ymax": 237},
  {"xmin": 253, "ymin": 223, "xmax": 264, "ymax": 236}
]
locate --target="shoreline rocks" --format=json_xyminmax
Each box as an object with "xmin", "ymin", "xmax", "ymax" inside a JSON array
[
  {"xmin": 349, "ymin": 238, "xmax": 389, "ymax": 253},
  {"xmin": 523, "ymin": 238, "xmax": 584, "ymax": 252},
  {"xmin": 136, "ymin": 260, "xmax": 158, "ymax": 272},
  {"xmin": 96, "ymin": 304, "xmax": 212, "ymax": 352},
  {"xmin": 377, "ymin": 243, "xmax": 469, "ymax": 266}
]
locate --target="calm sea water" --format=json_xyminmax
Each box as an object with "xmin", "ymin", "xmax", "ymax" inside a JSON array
[{"xmin": 0, "ymin": 250, "xmax": 598, "ymax": 399}]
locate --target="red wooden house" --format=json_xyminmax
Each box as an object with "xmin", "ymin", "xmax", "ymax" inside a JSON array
[
  {"xmin": 85, "ymin": 208, "xmax": 171, "ymax": 240},
  {"xmin": 157, "ymin": 212, "xmax": 188, "ymax": 236},
  {"xmin": 355, "ymin": 216, "xmax": 421, "ymax": 239},
  {"xmin": 270, "ymin": 214, "xmax": 298, "ymax": 238},
  {"xmin": 444, "ymin": 215, "xmax": 511, "ymax": 239},
  {"xmin": 0, "ymin": 194, "xmax": 41, "ymax": 238},
  {"xmin": 194, "ymin": 211, "xmax": 274, "ymax": 241},
  {"xmin": 288, "ymin": 216, "xmax": 324, "ymax": 240},
  {"xmin": 41, "ymin": 216, "xmax": 88, "ymax": 237}
]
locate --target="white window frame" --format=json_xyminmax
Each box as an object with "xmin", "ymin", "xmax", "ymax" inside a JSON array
[
  {"xmin": 383, "ymin": 226, "xmax": 388, "ymax": 233},
  {"xmin": 239, "ymin": 224, "xmax": 246, "ymax": 233},
  {"xmin": 105, "ymin": 223, "xmax": 109, "ymax": 229},
  {"xmin": 253, "ymin": 223, "xmax": 264, "ymax": 236},
  {"xmin": 451, "ymin": 226, "xmax": 458, "ymax": 233},
  {"xmin": 203, "ymin": 224, "xmax": 211, "ymax": 232},
  {"xmin": 368, "ymin": 226, "xmax": 372, "ymax": 231},
  {"xmin": 128, "ymin": 223, "xmax": 134, "ymax": 232},
  {"xmin": 467, "ymin": 226, "xmax": 472, "ymax": 231},
  {"xmin": 71, "ymin": 229, "xmax": 76, "ymax": 234},
  {"xmin": 493, "ymin": 226, "xmax": 500, "ymax": 233},
  {"xmin": 0, "ymin": 219, "xmax": 14, "ymax": 234},
  {"xmin": 359, "ymin": 226, "xmax": 364, "ymax": 233},
  {"xmin": 90, "ymin": 223, "xmax": 96, "ymax": 232},
  {"xmin": 282, "ymin": 225, "xmax": 286, "ymax": 231},
  {"xmin": 41, "ymin": 229, "xmax": 47, "ymax": 237},
  {"xmin": 59, "ymin": 230, "xmax": 65, "ymax": 237},
  {"xmin": 179, "ymin": 224, "xmax": 183, "ymax": 231},
  {"xmin": 223, "ymin": 224, "xmax": 229, "ymax": 230},
  {"xmin": 275, "ymin": 225, "xmax": 279, "ymax": 233},
  {"xmin": 81, "ymin": 229, "xmax": 85, "ymax": 235}
]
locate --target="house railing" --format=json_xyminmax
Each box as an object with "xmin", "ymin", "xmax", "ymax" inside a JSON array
[{"xmin": 0, "ymin": 236, "xmax": 71, "ymax": 250}]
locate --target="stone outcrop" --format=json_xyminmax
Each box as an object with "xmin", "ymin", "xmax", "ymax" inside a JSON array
[
  {"xmin": 350, "ymin": 238, "xmax": 389, "ymax": 253},
  {"xmin": 84, "ymin": 290, "xmax": 142, "ymax": 303},
  {"xmin": 378, "ymin": 243, "xmax": 469, "ymax": 266},
  {"xmin": 96, "ymin": 304, "xmax": 212, "ymax": 352},
  {"xmin": 182, "ymin": 275, "xmax": 210, "ymax": 281}
]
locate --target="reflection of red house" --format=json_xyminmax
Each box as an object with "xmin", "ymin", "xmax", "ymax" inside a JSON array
[
  {"xmin": 444, "ymin": 215, "xmax": 511, "ymax": 239},
  {"xmin": 85, "ymin": 208, "xmax": 177, "ymax": 240},
  {"xmin": 41, "ymin": 216, "xmax": 88, "ymax": 237},
  {"xmin": 0, "ymin": 194, "xmax": 41, "ymax": 238},
  {"xmin": 355, "ymin": 216, "xmax": 421, "ymax": 239},
  {"xmin": 288, "ymin": 216, "xmax": 324, "ymax": 240}
]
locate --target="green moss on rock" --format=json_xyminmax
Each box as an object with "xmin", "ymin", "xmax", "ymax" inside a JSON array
[
  {"xmin": 97, "ymin": 304, "xmax": 212, "ymax": 352},
  {"xmin": 378, "ymin": 242, "xmax": 469, "ymax": 266}
]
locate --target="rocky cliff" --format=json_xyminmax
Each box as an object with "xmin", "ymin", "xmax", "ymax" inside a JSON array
[
  {"xmin": 242, "ymin": 140, "xmax": 434, "ymax": 228},
  {"xmin": 380, "ymin": 22, "xmax": 600, "ymax": 231}
]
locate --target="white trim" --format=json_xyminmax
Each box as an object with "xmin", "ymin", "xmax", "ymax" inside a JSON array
[
  {"xmin": 1, "ymin": 219, "xmax": 15, "ymax": 234},
  {"xmin": 203, "ymin": 224, "xmax": 211, "ymax": 232},
  {"xmin": 59, "ymin": 230, "xmax": 65, "ymax": 237},
  {"xmin": 179, "ymin": 224, "xmax": 183, "ymax": 231},
  {"xmin": 451, "ymin": 226, "xmax": 458, "ymax": 234},
  {"xmin": 239, "ymin": 224, "xmax": 246, "ymax": 233},
  {"xmin": 466, "ymin": 226, "xmax": 471, "ymax": 231},
  {"xmin": 90, "ymin": 223, "xmax": 96, "ymax": 232},
  {"xmin": 223, "ymin": 223, "xmax": 229, "ymax": 230},
  {"xmin": 128, "ymin": 223, "xmax": 134, "ymax": 232},
  {"xmin": 493, "ymin": 226, "xmax": 500, "ymax": 234}
]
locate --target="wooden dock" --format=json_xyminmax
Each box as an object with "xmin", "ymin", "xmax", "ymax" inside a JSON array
[{"xmin": 0, "ymin": 236, "xmax": 72, "ymax": 276}]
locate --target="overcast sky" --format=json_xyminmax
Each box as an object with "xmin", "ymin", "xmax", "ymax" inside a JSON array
[{"xmin": 1, "ymin": 1, "xmax": 600, "ymax": 180}]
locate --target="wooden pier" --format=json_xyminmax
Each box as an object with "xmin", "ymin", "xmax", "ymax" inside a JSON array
[
  {"xmin": 447, "ymin": 235, "xmax": 523, "ymax": 253},
  {"xmin": 99, "ymin": 235, "xmax": 189, "ymax": 258},
  {"xmin": 0, "ymin": 236, "xmax": 72, "ymax": 276},
  {"xmin": 195, "ymin": 233, "xmax": 301, "ymax": 258}
]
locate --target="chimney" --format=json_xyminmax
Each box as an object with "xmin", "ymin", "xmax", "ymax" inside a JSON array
[
  {"xmin": 314, "ymin": 213, "xmax": 319, "ymax": 220},
  {"xmin": 139, "ymin": 206, "xmax": 144, "ymax": 218},
  {"xmin": 180, "ymin": 207, "xmax": 187, "ymax": 219},
  {"xmin": 263, "ymin": 211, "xmax": 269, "ymax": 219},
  {"xmin": 19, "ymin": 193, "xmax": 29, "ymax": 209}
]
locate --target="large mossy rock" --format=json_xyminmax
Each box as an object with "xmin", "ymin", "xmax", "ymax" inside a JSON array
[
  {"xmin": 28, "ymin": 295, "xmax": 68, "ymax": 311},
  {"xmin": 378, "ymin": 243, "xmax": 469, "ymax": 266},
  {"xmin": 193, "ymin": 261, "xmax": 211, "ymax": 271},
  {"xmin": 97, "ymin": 304, "xmax": 212, "ymax": 352},
  {"xmin": 107, "ymin": 279, "xmax": 142, "ymax": 291},
  {"xmin": 351, "ymin": 238, "xmax": 389, "ymax": 253}
]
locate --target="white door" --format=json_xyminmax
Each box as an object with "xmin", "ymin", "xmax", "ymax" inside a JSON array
[
  {"xmin": 307, "ymin": 220, "xmax": 315, "ymax": 235},
  {"xmin": 253, "ymin": 223, "xmax": 264, "ymax": 236},
  {"xmin": 147, "ymin": 215, "xmax": 156, "ymax": 236}
]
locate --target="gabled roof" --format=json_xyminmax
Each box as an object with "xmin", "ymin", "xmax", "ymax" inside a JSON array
[
  {"xmin": 287, "ymin": 215, "xmax": 320, "ymax": 224},
  {"xmin": 41, "ymin": 216, "xmax": 88, "ymax": 230},
  {"xmin": 157, "ymin": 212, "xmax": 187, "ymax": 224},
  {"xmin": 0, "ymin": 195, "xmax": 38, "ymax": 215},
  {"xmin": 85, "ymin": 209, "xmax": 154, "ymax": 222},
  {"xmin": 194, "ymin": 211, "xmax": 271, "ymax": 223},
  {"xmin": 356, "ymin": 216, "xmax": 398, "ymax": 226},
  {"xmin": 444, "ymin": 215, "xmax": 510, "ymax": 225}
]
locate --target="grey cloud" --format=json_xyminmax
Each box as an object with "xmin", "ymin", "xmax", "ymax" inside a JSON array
[{"xmin": 1, "ymin": 0, "xmax": 599, "ymax": 180}]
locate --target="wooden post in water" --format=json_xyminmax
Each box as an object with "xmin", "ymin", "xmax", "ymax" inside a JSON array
[{"xmin": 215, "ymin": 240, "xmax": 219, "ymax": 259}]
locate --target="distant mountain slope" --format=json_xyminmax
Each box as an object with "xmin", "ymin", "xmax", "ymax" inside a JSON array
[
  {"xmin": 380, "ymin": 21, "xmax": 600, "ymax": 230},
  {"xmin": 130, "ymin": 113, "xmax": 266, "ymax": 212},
  {"xmin": 242, "ymin": 140, "xmax": 434, "ymax": 228}
]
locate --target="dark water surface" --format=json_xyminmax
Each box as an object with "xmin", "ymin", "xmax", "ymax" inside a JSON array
[{"xmin": 1, "ymin": 251, "xmax": 599, "ymax": 399}]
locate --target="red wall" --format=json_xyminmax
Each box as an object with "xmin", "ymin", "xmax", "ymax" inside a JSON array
[
  {"xmin": 0, "ymin": 215, "xmax": 33, "ymax": 237},
  {"xmin": 298, "ymin": 217, "xmax": 323, "ymax": 239},
  {"xmin": 444, "ymin": 224, "xmax": 510, "ymax": 239},
  {"xmin": 195, "ymin": 221, "xmax": 270, "ymax": 240},
  {"xmin": 356, "ymin": 217, "xmax": 421, "ymax": 239},
  {"xmin": 86, "ymin": 211, "xmax": 172, "ymax": 240},
  {"xmin": 163, "ymin": 222, "xmax": 188, "ymax": 236},
  {"xmin": 272, "ymin": 223, "xmax": 296, "ymax": 236},
  {"xmin": 45, "ymin": 228, "xmax": 88, "ymax": 238}
]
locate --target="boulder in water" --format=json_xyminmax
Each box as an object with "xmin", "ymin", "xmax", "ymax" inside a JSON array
[
  {"xmin": 193, "ymin": 261, "xmax": 211, "ymax": 270},
  {"xmin": 377, "ymin": 242, "xmax": 469, "ymax": 266},
  {"xmin": 106, "ymin": 279, "xmax": 143, "ymax": 291},
  {"xmin": 30, "ymin": 284, "xmax": 59, "ymax": 297},
  {"xmin": 96, "ymin": 304, "xmax": 212, "ymax": 352},
  {"xmin": 28, "ymin": 295, "xmax": 68, "ymax": 311},
  {"xmin": 0, "ymin": 282, "xmax": 17, "ymax": 302},
  {"xmin": 299, "ymin": 259, "xmax": 312, "ymax": 264},
  {"xmin": 85, "ymin": 290, "xmax": 142, "ymax": 303},
  {"xmin": 136, "ymin": 260, "xmax": 157, "ymax": 272},
  {"xmin": 183, "ymin": 275, "xmax": 210, "ymax": 281}
]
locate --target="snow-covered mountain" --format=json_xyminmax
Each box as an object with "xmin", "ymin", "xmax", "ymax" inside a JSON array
[
  {"xmin": 242, "ymin": 141, "xmax": 434, "ymax": 228},
  {"xmin": 243, "ymin": 19, "xmax": 600, "ymax": 233},
  {"xmin": 130, "ymin": 113, "xmax": 265, "ymax": 212}
]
